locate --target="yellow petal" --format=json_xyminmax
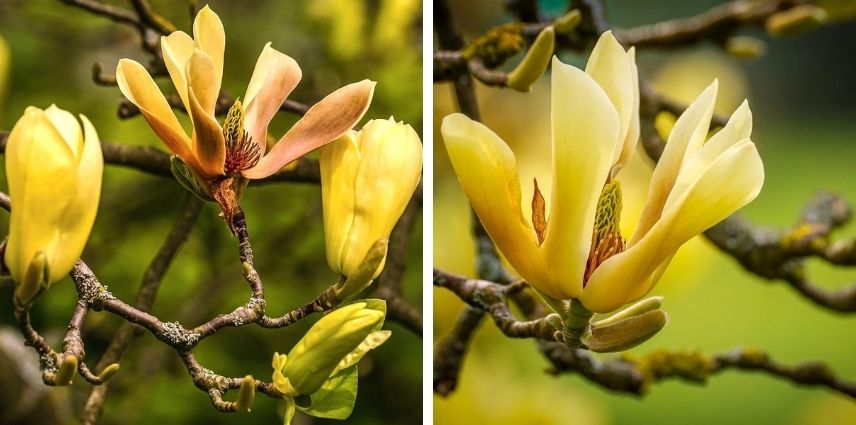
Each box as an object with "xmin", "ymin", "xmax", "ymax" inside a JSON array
[
  {"xmin": 242, "ymin": 80, "xmax": 375, "ymax": 179},
  {"xmin": 631, "ymin": 81, "xmax": 718, "ymax": 245},
  {"xmin": 43, "ymin": 104, "xmax": 83, "ymax": 156},
  {"xmin": 244, "ymin": 43, "xmax": 303, "ymax": 155},
  {"xmin": 441, "ymin": 113, "xmax": 550, "ymax": 293},
  {"xmin": 584, "ymin": 31, "xmax": 637, "ymax": 171},
  {"xmin": 339, "ymin": 118, "xmax": 422, "ymax": 278},
  {"xmin": 613, "ymin": 47, "xmax": 640, "ymax": 174},
  {"xmin": 541, "ymin": 57, "xmax": 620, "ymax": 299},
  {"xmin": 115, "ymin": 59, "xmax": 194, "ymax": 162},
  {"xmin": 583, "ymin": 140, "xmax": 763, "ymax": 313},
  {"xmin": 664, "ymin": 100, "xmax": 753, "ymax": 210},
  {"xmin": 161, "ymin": 31, "xmax": 195, "ymax": 112},
  {"xmin": 187, "ymin": 49, "xmax": 219, "ymax": 116},
  {"xmin": 4, "ymin": 107, "xmax": 77, "ymax": 285},
  {"xmin": 332, "ymin": 330, "xmax": 391, "ymax": 375},
  {"xmin": 320, "ymin": 131, "xmax": 362, "ymax": 275},
  {"xmin": 284, "ymin": 302, "xmax": 384, "ymax": 395},
  {"xmin": 52, "ymin": 114, "xmax": 103, "ymax": 282},
  {"xmin": 187, "ymin": 50, "xmax": 225, "ymax": 177},
  {"xmin": 192, "ymin": 5, "xmax": 225, "ymax": 86}
]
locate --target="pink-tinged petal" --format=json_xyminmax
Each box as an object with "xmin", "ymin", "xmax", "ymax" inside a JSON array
[
  {"xmin": 242, "ymin": 80, "xmax": 375, "ymax": 179},
  {"xmin": 161, "ymin": 31, "xmax": 195, "ymax": 112},
  {"xmin": 243, "ymin": 43, "xmax": 302, "ymax": 155},
  {"xmin": 115, "ymin": 59, "xmax": 194, "ymax": 162},
  {"xmin": 192, "ymin": 5, "xmax": 225, "ymax": 87}
]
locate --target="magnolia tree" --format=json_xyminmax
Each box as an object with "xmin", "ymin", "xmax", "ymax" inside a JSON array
[
  {"xmin": 433, "ymin": 0, "xmax": 856, "ymax": 411},
  {"xmin": 0, "ymin": 2, "xmax": 422, "ymax": 424}
]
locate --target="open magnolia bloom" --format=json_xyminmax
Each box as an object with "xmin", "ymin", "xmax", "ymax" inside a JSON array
[
  {"xmin": 115, "ymin": 5, "xmax": 375, "ymax": 183},
  {"xmin": 441, "ymin": 31, "xmax": 764, "ymax": 314},
  {"xmin": 4, "ymin": 105, "xmax": 103, "ymax": 306}
]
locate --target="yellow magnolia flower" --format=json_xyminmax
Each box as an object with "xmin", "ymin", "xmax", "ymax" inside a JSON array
[
  {"xmin": 271, "ymin": 300, "xmax": 389, "ymax": 396},
  {"xmin": 4, "ymin": 105, "xmax": 103, "ymax": 304},
  {"xmin": 320, "ymin": 118, "xmax": 422, "ymax": 289},
  {"xmin": 116, "ymin": 5, "xmax": 375, "ymax": 181},
  {"xmin": 441, "ymin": 31, "xmax": 764, "ymax": 313}
]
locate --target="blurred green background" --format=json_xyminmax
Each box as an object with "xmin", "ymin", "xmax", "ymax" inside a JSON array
[
  {"xmin": 434, "ymin": 1, "xmax": 856, "ymax": 424},
  {"xmin": 0, "ymin": 0, "xmax": 422, "ymax": 424}
]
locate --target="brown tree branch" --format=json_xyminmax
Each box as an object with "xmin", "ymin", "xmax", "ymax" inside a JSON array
[{"xmin": 80, "ymin": 194, "xmax": 202, "ymax": 425}]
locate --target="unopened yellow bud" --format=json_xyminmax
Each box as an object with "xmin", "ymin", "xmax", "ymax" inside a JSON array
[
  {"xmin": 591, "ymin": 296, "xmax": 663, "ymax": 327},
  {"xmin": 272, "ymin": 301, "xmax": 387, "ymax": 396},
  {"xmin": 766, "ymin": 5, "xmax": 828, "ymax": 37},
  {"xmin": 98, "ymin": 363, "xmax": 120, "ymax": 382},
  {"xmin": 588, "ymin": 310, "xmax": 668, "ymax": 353},
  {"xmin": 725, "ymin": 36, "xmax": 767, "ymax": 60},
  {"xmin": 4, "ymin": 106, "xmax": 103, "ymax": 303},
  {"xmin": 507, "ymin": 26, "xmax": 555, "ymax": 92},
  {"xmin": 235, "ymin": 375, "xmax": 255, "ymax": 412},
  {"xmin": 320, "ymin": 118, "xmax": 422, "ymax": 284},
  {"xmin": 554, "ymin": 10, "xmax": 582, "ymax": 33},
  {"xmin": 55, "ymin": 355, "xmax": 78, "ymax": 386}
]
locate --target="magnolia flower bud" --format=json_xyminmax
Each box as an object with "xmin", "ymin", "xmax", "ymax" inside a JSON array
[
  {"xmin": 506, "ymin": 26, "xmax": 555, "ymax": 92},
  {"xmin": 553, "ymin": 10, "xmax": 582, "ymax": 34},
  {"xmin": 4, "ymin": 105, "xmax": 103, "ymax": 306},
  {"xmin": 271, "ymin": 301, "xmax": 388, "ymax": 396},
  {"xmin": 725, "ymin": 36, "xmax": 767, "ymax": 60},
  {"xmin": 765, "ymin": 5, "xmax": 828, "ymax": 37},
  {"xmin": 235, "ymin": 375, "xmax": 255, "ymax": 412},
  {"xmin": 319, "ymin": 118, "xmax": 422, "ymax": 293},
  {"xmin": 588, "ymin": 310, "xmax": 668, "ymax": 353}
]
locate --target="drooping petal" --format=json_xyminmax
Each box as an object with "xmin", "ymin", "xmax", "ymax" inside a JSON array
[
  {"xmin": 4, "ymin": 107, "xmax": 77, "ymax": 284},
  {"xmin": 320, "ymin": 131, "xmax": 362, "ymax": 275},
  {"xmin": 52, "ymin": 114, "xmax": 103, "ymax": 282},
  {"xmin": 115, "ymin": 59, "xmax": 194, "ymax": 163},
  {"xmin": 441, "ymin": 113, "xmax": 550, "ymax": 294},
  {"xmin": 192, "ymin": 5, "xmax": 225, "ymax": 90},
  {"xmin": 630, "ymin": 81, "xmax": 718, "ymax": 245},
  {"xmin": 242, "ymin": 80, "xmax": 375, "ymax": 179},
  {"xmin": 664, "ymin": 100, "xmax": 753, "ymax": 210},
  {"xmin": 161, "ymin": 31, "xmax": 195, "ymax": 112},
  {"xmin": 583, "ymin": 140, "xmax": 763, "ymax": 313},
  {"xmin": 585, "ymin": 31, "xmax": 636, "ymax": 169},
  {"xmin": 540, "ymin": 57, "xmax": 620, "ymax": 299},
  {"xmin": 243, "ymin": 43, "xmax": 303, "ymax": 155},
  {"xmin": 186, "ymin": 50, "xmax": 225, "ymax": 177}
]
